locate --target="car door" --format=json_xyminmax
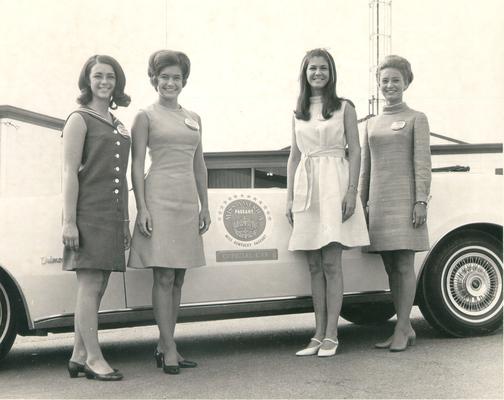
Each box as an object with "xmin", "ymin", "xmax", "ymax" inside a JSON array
[
  {"xmin": 0, "ymin": 118, "xmax": 126, "ymax": 326},
  {"xmin": 124, "ymin": 187, "xmax": 388, "ymax": 309}
]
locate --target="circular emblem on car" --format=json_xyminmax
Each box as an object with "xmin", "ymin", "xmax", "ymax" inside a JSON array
[{"xmin": 218, "ymin": 195, "xmax": 272, "ymax": 247}]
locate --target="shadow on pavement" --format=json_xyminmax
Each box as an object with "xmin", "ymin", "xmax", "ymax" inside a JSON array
[{"xmin": 2, "ymin": 313, "xmax": 491, "ymax": 372}]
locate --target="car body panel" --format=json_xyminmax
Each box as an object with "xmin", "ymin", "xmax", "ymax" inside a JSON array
[{"xmin": 0, "ymin": 106, "xmax": 501, "ymax": 334}]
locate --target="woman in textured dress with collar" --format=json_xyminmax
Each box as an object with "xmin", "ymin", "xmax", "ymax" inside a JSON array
[
  {"xmin": 360, "ymin": 55, "xmax": 432, "ymax": 352},
  {"xmin": 62, "ymin": 55, "xmax": 131, "ymax": 380}
]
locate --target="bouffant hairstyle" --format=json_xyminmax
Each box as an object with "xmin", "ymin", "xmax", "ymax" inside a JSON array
[
  {"xmin": 77, "ymin": 55, "xmax": 131, "ymax": 109},
  {"xmin": 295, "ymin": 48, "xmax": 346, "ymax": 121},
  {"xmin": 147, "ymin": 50, "xmax": 191, "ymax": 89},
  {"xmin": 376, "ymin": 55, "xmax": 414, "ymax": 86}
]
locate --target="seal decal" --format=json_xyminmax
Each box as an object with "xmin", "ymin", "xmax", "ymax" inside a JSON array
[{"xmin": 218, "ymin": 194, "xmax": 272, "ymax": 247}]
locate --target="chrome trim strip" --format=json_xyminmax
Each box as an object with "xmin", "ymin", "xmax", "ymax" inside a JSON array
[
  {"xmin": 175, "ymin": 291, "xmax": 391, "ymax": 308},
  {"xmin": 33, "ymin": 291, "xmax": 392, "ymax": 327},
  {"xmin": 179, "ymin": 295, "xmax": 303, "ymax": 307}
]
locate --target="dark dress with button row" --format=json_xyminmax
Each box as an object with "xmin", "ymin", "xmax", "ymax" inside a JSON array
[{"xmin": 62, "ymin": 108, "xmax": 131, "ymax": 272}]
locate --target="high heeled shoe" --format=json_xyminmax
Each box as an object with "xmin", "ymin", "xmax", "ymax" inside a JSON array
[
  {"xmin": 374, "ymin": 335, "xmax": 393, "ymax": 349},
  {"xmin": 317, "ymin": 338, "xmax": 339, "ymax": 357},
  {"xmin": 155, "ymin": 349, "xmax": 197, "ymax": 368},
  {"xmin": 67, "ymin": 361, "xmax": 85, "ymax": 378},
  {"xmin": 157, "ymin": 352, "xmax": 180, "ymax": 375},
  {"xmin": 83, "ymin": 364, "xmax": 123, "ymax": 381},
  {"xmin": 295, "ymin": 338, "xmax": 322, "ymax": 356},
  {"xmin": 389, "ymin": 333, "xmax": 416, "ymax": 352},
  {"xmin": 154, "ymin": 349, "xmax": 163, "ymax": 368},
  {"xmin": 163, "ymin": 363, "xmax": 180, "ymax": 375},
  {"xmin": 178, "ymin": 359, "xmax": 198, "ymax": 368},
  {"xmin": 68, "ymin": 360, "xmax": 119, "ymax": 377}
]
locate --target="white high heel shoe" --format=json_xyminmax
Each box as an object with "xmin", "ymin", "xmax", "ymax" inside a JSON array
[
  {"xmin": 317, "ymin": 338, "xmax": 339, "ymax": 357},
  {"xmin": 295, "ymin": 338, "xmax": 322, "ymax": 356}
]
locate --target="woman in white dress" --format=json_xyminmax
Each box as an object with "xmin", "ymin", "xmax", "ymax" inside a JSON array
[{"xmin": 286, "ymin": 49, "xmax": 369, "ymax": 357}]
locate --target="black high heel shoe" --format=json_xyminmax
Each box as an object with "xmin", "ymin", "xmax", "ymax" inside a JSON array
[
  {"xmin": 154, "ymin": 349, "xmax": 197, "ymax": 369},
  {"xmin": 83, "ymin": 364, "xmax": 123, "ymax": 381},
  {"xmin": 67, "ymin": 361, "xmax": 85, "ymax": 378},
  {"xmin": 178, "ymin": 359, "xmax": 198, "ymax": 368},
  {"xmin": 68, "ymin": 360, "xmax": 119, "ymax": 377},
  {"xmin": 157, "ymin": 352, "xmax": 180, "ymax": 375},
  {"xmin": 163, "ymin": 363, "xmax": 180, "ymax": 375},
  {"xmin": 154, "ymin": 349, "xmax": 163, "ymax": 368}
]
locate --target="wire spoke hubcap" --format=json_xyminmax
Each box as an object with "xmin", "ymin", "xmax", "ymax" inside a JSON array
[
  {"xmin": 442, "ymin": 248, "xmax": 502, "ymax": 322},
  {"xmin": 0, "ymin": 284, "xmax": 10, "ymax": 342}
]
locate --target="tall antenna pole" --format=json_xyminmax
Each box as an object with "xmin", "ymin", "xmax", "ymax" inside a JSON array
[
  {"xmin": 369, "ymin": 0, "xmax": 392, "ymax": 115},
  {"xmin": 164, "ymin": 0, "xmax": 168, "ymax": 47}
]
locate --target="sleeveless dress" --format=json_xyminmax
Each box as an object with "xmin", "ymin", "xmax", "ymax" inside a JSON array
[
  {"xmin": 62, "ymin": 108, "xmax": 131, "ymax": 271},
  {"xmin": 128, "ymin": 103, "xmax": 206, "ymax": 269},
  {"xmin": 359, "ymin": 102, "xmax": 431, "ymax": 252},
  {"xmin": 288, "ymin": 98, "xmax": 370, "ymax": 251}
]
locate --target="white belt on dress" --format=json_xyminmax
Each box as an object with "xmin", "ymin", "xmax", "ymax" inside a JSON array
[{"xmin": 291, "ymin": 147, "xmax": 346, "ymax": 213}]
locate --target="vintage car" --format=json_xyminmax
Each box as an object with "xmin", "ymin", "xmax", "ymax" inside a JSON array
[{"xmin": 0, "ymin": 105, "xmax": 502, "ymax": 361}]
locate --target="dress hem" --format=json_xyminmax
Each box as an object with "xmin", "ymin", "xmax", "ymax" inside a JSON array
[
  {"xmin": 289, "ymin": 239, "xmax": 370, "ymax": 252},
  {"xmin": 127, "ymin": 263, "xmax": 205, "ymax": 270},
  {"xmin": 363, "ymin": 246, "xmax": 429, "ymax": 253},
  {"xmin": 62, "ymin": 267, "xmax": 126, "ymax": 272}
]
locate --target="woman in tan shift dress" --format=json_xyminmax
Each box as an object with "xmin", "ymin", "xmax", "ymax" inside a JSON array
[
  {"xmin": 128, "ymin": 50, "xmax": 210, "ymax": 374},
  {"xmin": 360, "ymin": 55, "xmax": 431, "ymax": 352}
]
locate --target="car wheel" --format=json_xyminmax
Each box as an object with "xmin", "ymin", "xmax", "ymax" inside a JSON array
[
  {"xmin": 418, "ymin": 230, "xmax": 503, "ymax": 337},
  {"xmin": 0, "ymin": 279, "xmax": 17, "ymax": 361},
  {"xmin": 341, "ymin": 302, "xmax": 396, "ymax": 325}
]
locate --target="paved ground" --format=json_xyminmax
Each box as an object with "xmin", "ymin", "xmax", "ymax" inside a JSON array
[{"xmin": 0, "ymin": 307, "xmax": 502, "ymax": 399}]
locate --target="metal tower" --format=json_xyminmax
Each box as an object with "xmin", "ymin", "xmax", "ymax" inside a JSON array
[{"xmin": 368, "ymin": 0, "xmax": 392, "ymax": 115}]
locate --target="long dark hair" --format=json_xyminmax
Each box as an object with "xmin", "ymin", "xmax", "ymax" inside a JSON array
[
  {"xmin": 294, "ymin": 49, "xmax": 345, "ymax": 121},
  {"xmin": 77, "ymin": 55, "xmax": 131, "ymax": 109}
]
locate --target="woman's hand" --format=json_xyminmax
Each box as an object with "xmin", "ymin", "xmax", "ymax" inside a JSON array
[
  {"xmin": 123, "ymin": 222, "xmax": 131, "ymax": 250},
  {"xmin": 412, "ymin": 202, "xmax": 428, "ymax": 228},
  {"xmin": 199, "ymin": 208, "xmax": 211, "ymax": 234},
  {"xmin": 285, "ymin": 202, "xmax": 294, "ymax": 226},
  {"xmin": 342, "ymin": 190, "xmax": 357, "ymax": 222},
  {"xmin": 136, "ymin": 208, "xmax": 153, "ymax": 237},
  {"xmin": 62, "ymin": 222, "xmax": 79, "ymax": 251}
]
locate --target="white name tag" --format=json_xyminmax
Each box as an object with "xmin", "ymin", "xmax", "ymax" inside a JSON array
[
  {"xmin": 117, "ymin": 123, "xmax": 130, "ymax": 137},
  {"xmin": 391, "ymin": 121, "xmax": 406, "ymax": 130},
  {"xmin": 185, "ymin": 118, "xmax": 200, "ymax": 130}
]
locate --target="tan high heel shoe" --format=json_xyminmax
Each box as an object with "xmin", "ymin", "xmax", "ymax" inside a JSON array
[{"xmin": 389, "ymin": 332, "xmax": 416, "ymax": 352}]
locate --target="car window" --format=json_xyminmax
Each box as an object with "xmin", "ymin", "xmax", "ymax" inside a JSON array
[
  {"xmin": 208, "ymin": 168, "xmax": 252, "ymax": 188},
  {"xmin": 0, "ymin": 120, "xmax": 62, "ymax": 197},
  {"xmin": 254, "ymin": 167, "xmax": 287, "ymax": 188}
]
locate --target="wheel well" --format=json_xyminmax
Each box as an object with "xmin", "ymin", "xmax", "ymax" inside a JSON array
[
  {"xmin": 415, "ymin": 223, "xmax": 503, "ymax": 304},
  {"xmin": 0, "ymin": 267, "xmax": 30, "ymax": 335},
  {"xmin": 449, "ymin": 223, "xmax": 502, "ymax": 243}
]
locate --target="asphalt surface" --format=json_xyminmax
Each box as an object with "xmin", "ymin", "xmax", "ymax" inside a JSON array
[{"xmin": 0, "ymin": 307, "xmax": 502, "ymax": 399}]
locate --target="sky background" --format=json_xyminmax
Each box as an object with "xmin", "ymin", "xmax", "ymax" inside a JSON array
[{"xmin": 1, "ymin": 0, "xmax": 503, "ymax": 151}]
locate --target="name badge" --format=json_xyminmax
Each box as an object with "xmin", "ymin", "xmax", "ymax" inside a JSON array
[
  {"xmin": 185, "ymin": 118, "xmax": 200, "ymax": 130},
  {"xmin": 117, "ymin": 123, "xmax": 130, "ymax": 138},
  {"xmin": 391, "ymin": 121, "xmax": 406, "ymax": 131}
]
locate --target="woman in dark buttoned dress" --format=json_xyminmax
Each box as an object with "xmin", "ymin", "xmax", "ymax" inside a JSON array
[
  {"xmin": 360, "ymin": 55, "xmax": 431, "ymax": 352},
  {"xmin": 62, "ymin": 55, "xmax": 131, "ymax": 380}
]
